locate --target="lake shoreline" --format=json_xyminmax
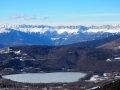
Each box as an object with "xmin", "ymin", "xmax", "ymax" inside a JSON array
[{"xmin": 2, "ymin": 72, "xmax": 86, "ymax": 84}]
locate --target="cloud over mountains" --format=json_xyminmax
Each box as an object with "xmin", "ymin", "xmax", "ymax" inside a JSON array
[
  {"xmin": 11, "ymin": 14, "xmax": 37, "ymax": 20},
  {"xmin": 10, "ymin": 14, "xmax": 49, "ymax": 21}
]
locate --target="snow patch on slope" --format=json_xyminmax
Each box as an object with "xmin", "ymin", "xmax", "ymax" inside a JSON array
[{"xmin": 56, "ymin": 28, "xmax": 79, "ymax": 34}]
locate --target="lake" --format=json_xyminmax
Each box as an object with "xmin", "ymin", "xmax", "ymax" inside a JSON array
[{"xmin": 2, "ymin": 72, "xmax": 86, "ymax": 83}]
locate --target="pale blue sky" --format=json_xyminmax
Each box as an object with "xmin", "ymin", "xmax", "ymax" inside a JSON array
[{"xmin": 0, "ymin": 0, "xmax": 120, "ymax": 26}]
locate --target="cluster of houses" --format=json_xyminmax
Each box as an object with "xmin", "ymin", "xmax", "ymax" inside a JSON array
[
  {"xmin": 106, "ymin": 57, "xmax": 120, "ymax": 62},
  {"xmin": 85, "ymin": 72, "xmax": 120, "ymax": 90},
  {"xmin": 106, "ymin": 53, "xmax": 120, "ymax": 62},
  {"xmin": 0, "ymin": 47, "xmax": 29, "ymax": 60},
  {"xmin": 86, "ymin": 72, "xmax": 120, "ymax": 83},
  {"xmin": 0, "ymin": 47, "xmax": 21, "ymax": 54}
]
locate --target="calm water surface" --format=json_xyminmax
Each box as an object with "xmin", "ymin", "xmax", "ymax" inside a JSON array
[{"xmin": 2, "ymin": 72, "xmax": 86, "ymax": 83}]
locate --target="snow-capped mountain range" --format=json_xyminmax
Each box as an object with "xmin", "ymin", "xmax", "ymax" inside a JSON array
[
  {"xmin": 1, "ymin": 24, "xmax": 120, "ymax": 34},
  {"xmin": 0, "ymin": 23, "xmax": 120, "ymax": 47}
]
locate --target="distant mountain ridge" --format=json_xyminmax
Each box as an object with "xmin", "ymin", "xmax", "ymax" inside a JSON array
[
  {"xmin": 0, "ymin": 23, "xmax": 120, "ymax": 47},
  {"xmin": 0, "ymin": 30, "xmax": 52, "ymax": 47},
  {"xmin": 68, "ymin": 34, "xmax": 120, "ymax": 48}
]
